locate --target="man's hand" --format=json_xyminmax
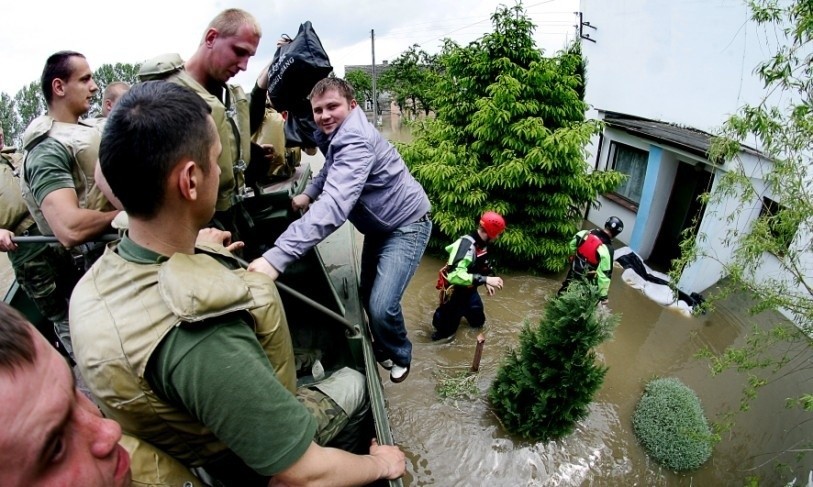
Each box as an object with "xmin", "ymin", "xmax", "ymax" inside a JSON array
[
  {"xmin": 291, "ymin": 194, "xmax": 312, "ymax": 213},
  {"xmin": 0, "ymin": 229, "xmax": 17, "ymax": 252},
  {"xmin": 248, "ymin": 257, "xmax": 280, "ymax": 281},
  {"xmin": 258, "ymin": 143, "xmax": 277, "ymax": 163},
  {"xmin": 196, "ymin": 228, "xmax": 245, "ymax": 253},
  {"xmin": 369, "ymin": 438, "xmax": 406, "ymax": 480},
  {"xmin": 485, "ymin": 276, "xmax": 503, "ymax": 295}
]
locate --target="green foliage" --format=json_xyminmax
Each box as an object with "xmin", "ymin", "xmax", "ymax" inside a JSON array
[
  {"xmin": 436, "ymin": 369, "xmax": 480, "ymax": 401},
  {"xmin": 632, "ymin": 377, "xmax": 714, "ymax": 472},
  {"xmin": 344, "ymin": 69, "xmax": 373, "ymax": 107},
  {"xmin": 378, "ymin": 44, "xmax": 439, "ymax": 117},
  {"xmin": 489, "ymin": 282, "xmax": 618, "ymax": 441},
  {"xmin": 669, "ymin": 0, "xmax": 813, "ymax": 429},
  {"xmin": 0, "ymin": 62, "xmax": 140, "ymax": 146},
  {"xmin": 399, "ymin": 3, "xmax": 623, "ymax": 272}
]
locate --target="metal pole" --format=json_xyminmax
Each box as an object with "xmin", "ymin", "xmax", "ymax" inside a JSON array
[
  {"xmin": 471, "ymin": 333, "xmax": 486, "ymax": 372},
  {"xmin": 233, "ymin": 256, "xmax": 358, "ymax": 335},
  {"xmin": 11, "ymin": 234, "xmax": 119, "ymax": 244}
]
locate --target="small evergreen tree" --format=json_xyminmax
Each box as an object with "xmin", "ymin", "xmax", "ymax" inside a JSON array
[
  {"xmin": 489, "ymin": 282, "xmax": 618, "ymax": 441},
  {"xmin": 399, "ymin": 3, "xmax": 623, "ymax": 272}
]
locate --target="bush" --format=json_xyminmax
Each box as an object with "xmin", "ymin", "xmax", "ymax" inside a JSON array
[
  {"xmin": 633, "ymin": 377, "xmax": 713, "ymax": 471},
  {"xmin": 489, "ymin": 283, "xmax": 618, "ymax": 441}
]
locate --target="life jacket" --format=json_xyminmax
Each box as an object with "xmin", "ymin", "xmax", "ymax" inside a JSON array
[
  {"xmin": 19, "ymin": 115, "xmax": 110, "ymax": 236},
  {"xmin": 572, "ymin": 231, "xmax": 603, "ymax": 275},
  {"xmin": 70, "ymin": 242, "xmax": 296, "ymax": 467},
  {"xmin": 436, "ymin": 235, "xmax": 489, "ymax": 304},
  {"xmin": 120, "ymin": 435, "xmax": 205, "ymax": 487},
  {"xmin": 139, "ymin": 54, "xmax": 252, "ymax": 211},
  {"xmin": 252, "ymin": 107, "xmax": 301, "ymax": 181}
]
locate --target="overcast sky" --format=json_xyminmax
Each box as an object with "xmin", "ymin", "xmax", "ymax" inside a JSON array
[{"xmin": 2, "ymin": 0, "xmax": 579, "ymax": 96}]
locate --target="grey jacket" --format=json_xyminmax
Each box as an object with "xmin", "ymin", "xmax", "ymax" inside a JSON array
[{"xmin": 263, "ymin": 107, "xmax": 430, "ymax": 272}]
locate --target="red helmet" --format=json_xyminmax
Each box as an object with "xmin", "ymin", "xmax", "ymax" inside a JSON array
[{"xmin": 480, "ymin": 211, "xmax": 506, "ymax": 239}]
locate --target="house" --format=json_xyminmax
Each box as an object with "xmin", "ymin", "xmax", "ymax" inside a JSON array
[
  {"xmin": 579, "ymin": 0, "xmax": 810, "ymax": 323},
  {"xmin": 343, "ymin": 61, "xmax": 394, "ymax": 115}
]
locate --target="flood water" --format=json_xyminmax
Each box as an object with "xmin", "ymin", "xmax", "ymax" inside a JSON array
[
  {"xmin": 384, "ymin": 256, "xmax": 812, "ymax": 486},
  {"xmin": 376, "ymin": 112, "xmax": 812, "ymax": 486}
]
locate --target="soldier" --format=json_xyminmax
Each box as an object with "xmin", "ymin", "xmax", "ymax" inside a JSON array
[
  {"xmin": 0, "ymin": 303, "xmax": 204, "ymax": 487},
  {"xmin": 19, "ymin": 50, "xmax": 120, "ymax": 357},
  {"xmin": 138, "ymin": 8, "xmax": 276, "ymax": 242},
  {"xmin": 100, "ymin": 81, "xmax": 130, "ymax": 117},
  {"xmin": 70, "ymin": 81, "xmax": 405, "ymax": 486}
]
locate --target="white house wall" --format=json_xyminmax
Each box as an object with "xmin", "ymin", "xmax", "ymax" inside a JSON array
[{"xmin": 580, "ymin": 0, "xmax": 775, "ymax": 132}]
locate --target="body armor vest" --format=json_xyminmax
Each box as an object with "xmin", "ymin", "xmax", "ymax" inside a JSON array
[
  {"xmin": 0, "ymin": 150, "xmax": 34, "ymax": 234},
  {"xmin": 139, "ymin": 54, "xmax": 252, "ymax": 211},
  {"xmin": 19, "ymin": 116, "xmax": 110, "ymax": 236},
  {"xmin": 71, "ymin": 242, "xmax": 295, "ymax": 466}
]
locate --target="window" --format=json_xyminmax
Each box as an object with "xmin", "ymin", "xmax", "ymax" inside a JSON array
[
  {"xmin": 759, "ymin": 197, "xmax": 798, "ymax": 256},
  {"xmin": 610, "ymin": 142, "xmax": 648, "ymax": 206}
]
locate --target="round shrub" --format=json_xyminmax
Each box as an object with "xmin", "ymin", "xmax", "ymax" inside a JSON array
[{"xmin": 633, "ymin": 377, "xmax": 713, "ymax": 471}]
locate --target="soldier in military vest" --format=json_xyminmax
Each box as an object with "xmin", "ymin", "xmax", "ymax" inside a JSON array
[
  {"xmin": 19, "ymin": 51, "xmax": 120, "ymax": 358},
  {"xmin": 138, "ymin": 8, "xmax": 279, "ymax": 246},
  {"xmin": 0, "ymin": 302, "xmax": 204, "ymax": 487},
  {"xmin": 70, "ymin": 81, "xmax": 405, "ymax": 486}
]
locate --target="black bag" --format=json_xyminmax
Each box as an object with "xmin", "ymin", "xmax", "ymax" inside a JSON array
[
  {"xmin": 267, "ymin": 21, "xmax": 332, "ymax": 116},
  {"xmin": 283, "ymin": 115, "xmax": 319, "ymax": 149}
]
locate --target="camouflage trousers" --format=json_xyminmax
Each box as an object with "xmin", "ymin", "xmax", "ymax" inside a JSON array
[
  {"xmin": 296, "ymin": 368, "xmax": 369, "ymax": 451},
  {"xmin": 14, "ymin": 244, "xmax": 83, "ymax": 358}
]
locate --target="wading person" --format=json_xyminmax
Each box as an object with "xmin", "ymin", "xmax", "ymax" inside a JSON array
[
  {"xmin": 19, "ymin": 50, "xmax": 120, "ymax": 357},
  {"xmin": 70, "ymin": 81, "xmax": 405, "ymax": 486},
  {"xmin": 558, "ymin": 216, "xmax": 624, "ymax": 305},
  {"xmin": 249, "ymin": 77, "xmax": 431, "ymax": 384},
  {"xmin": 432, "ymin": 211, "xmax": 505, "ymax": 341}
]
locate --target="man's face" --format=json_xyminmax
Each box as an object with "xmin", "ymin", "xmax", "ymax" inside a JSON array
[
  {"xmin": 0, "ymin": 333, "xmax": 131, "ymax": 487},
  {"xmin": 311, "ymin": 89, "xmax": 357, "ymax": 135},
  {"xmin": 60, "ymin": 56, "xmax": 98, "ymax": 117},
  {"xmin": 207, "ymin": 23, "xmax": 260, "ymax": 83}
]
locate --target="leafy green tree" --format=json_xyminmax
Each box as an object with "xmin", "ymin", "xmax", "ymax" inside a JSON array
[
  {"xmin": 13, "ymin": 81, "xmax": 47, "ymax": 143},
  {"xmin": 671, "ymin": 0, "xmax": 813, "ymax": 464},
  {"xmin": 0, "ymin": 92, "xmax": 21, "ymax": 148},
  {"xmin": 379, "ymin": 44, "xmax": 439, "ymax": 117},
  {"xmin": 489, "ymin": 283, "xmax": 618, "ymax": 441},
  {"xmin": 399, "ymin": 3, "xmax": 623, "ymax": 271},
  {"xmin": 344, "ymin": 69, "xmax": 373, "ymax": 107}
]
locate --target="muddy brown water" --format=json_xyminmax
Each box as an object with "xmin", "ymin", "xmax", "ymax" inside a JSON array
[{"xmin": 381, "ymin": 253, "xmax": 812, "ymax": 486}]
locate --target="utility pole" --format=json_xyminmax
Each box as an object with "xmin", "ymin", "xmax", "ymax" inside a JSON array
[{"xmin": 371, "ymin": 29, "xmax": 379, "ymax": 125}]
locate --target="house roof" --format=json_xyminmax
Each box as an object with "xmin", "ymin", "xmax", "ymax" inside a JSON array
[
  {"xmin": 344, "ymin": 63, "xmax": 392, "ymax": 77},
  {"xmin": 598, "ymin": 110, "xmax": 762, "ymax": 159}
]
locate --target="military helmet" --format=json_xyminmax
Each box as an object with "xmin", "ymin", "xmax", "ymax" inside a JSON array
[
  {"xmin": 604, "ymin": 216, "xmax": 624, "ymax": 237},
  {"xmin": 480, "ymin": 211, "xmax": 506, "ymax": 239}
]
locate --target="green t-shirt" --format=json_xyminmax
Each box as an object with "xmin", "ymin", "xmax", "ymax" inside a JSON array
[
  {"xmin": 24, "ymin": 137, "xmax": 75, "ymax": 206},
  {"xmin": 117, "ymin": 236, "xmax": 316, "ymax": 478}
]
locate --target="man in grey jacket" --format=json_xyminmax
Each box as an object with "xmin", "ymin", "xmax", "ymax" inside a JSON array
[{"xmin": 249, "ymin": 77, "xmax": 431, "ymax": 383}]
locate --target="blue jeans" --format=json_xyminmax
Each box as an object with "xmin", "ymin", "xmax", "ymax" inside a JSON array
[{"xmin": 360, "ymin": 218, "xmax": 431, "ymax": 367}]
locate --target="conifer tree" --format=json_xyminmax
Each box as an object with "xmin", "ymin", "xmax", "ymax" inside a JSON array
[
  {"xmin": 399, "ymin": 3, "xmax": 622, "ymax": 271},
  {"xmin": 489, "ymin": 283, "xmax": 618, "ymax": 441}
]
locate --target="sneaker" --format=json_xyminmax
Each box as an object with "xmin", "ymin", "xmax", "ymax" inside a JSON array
[
  {"xmin": 379, "ymin": 359, "xmax": 394, "ymax": 370},
  {"xmin": 390, "ymin": 364, "xmax": 410, "ymax": 383}
]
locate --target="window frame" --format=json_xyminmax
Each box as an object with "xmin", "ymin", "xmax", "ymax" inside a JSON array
[{"xmin": 608, "ymin": 141, "xmax": 649, "ymax": 211}]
